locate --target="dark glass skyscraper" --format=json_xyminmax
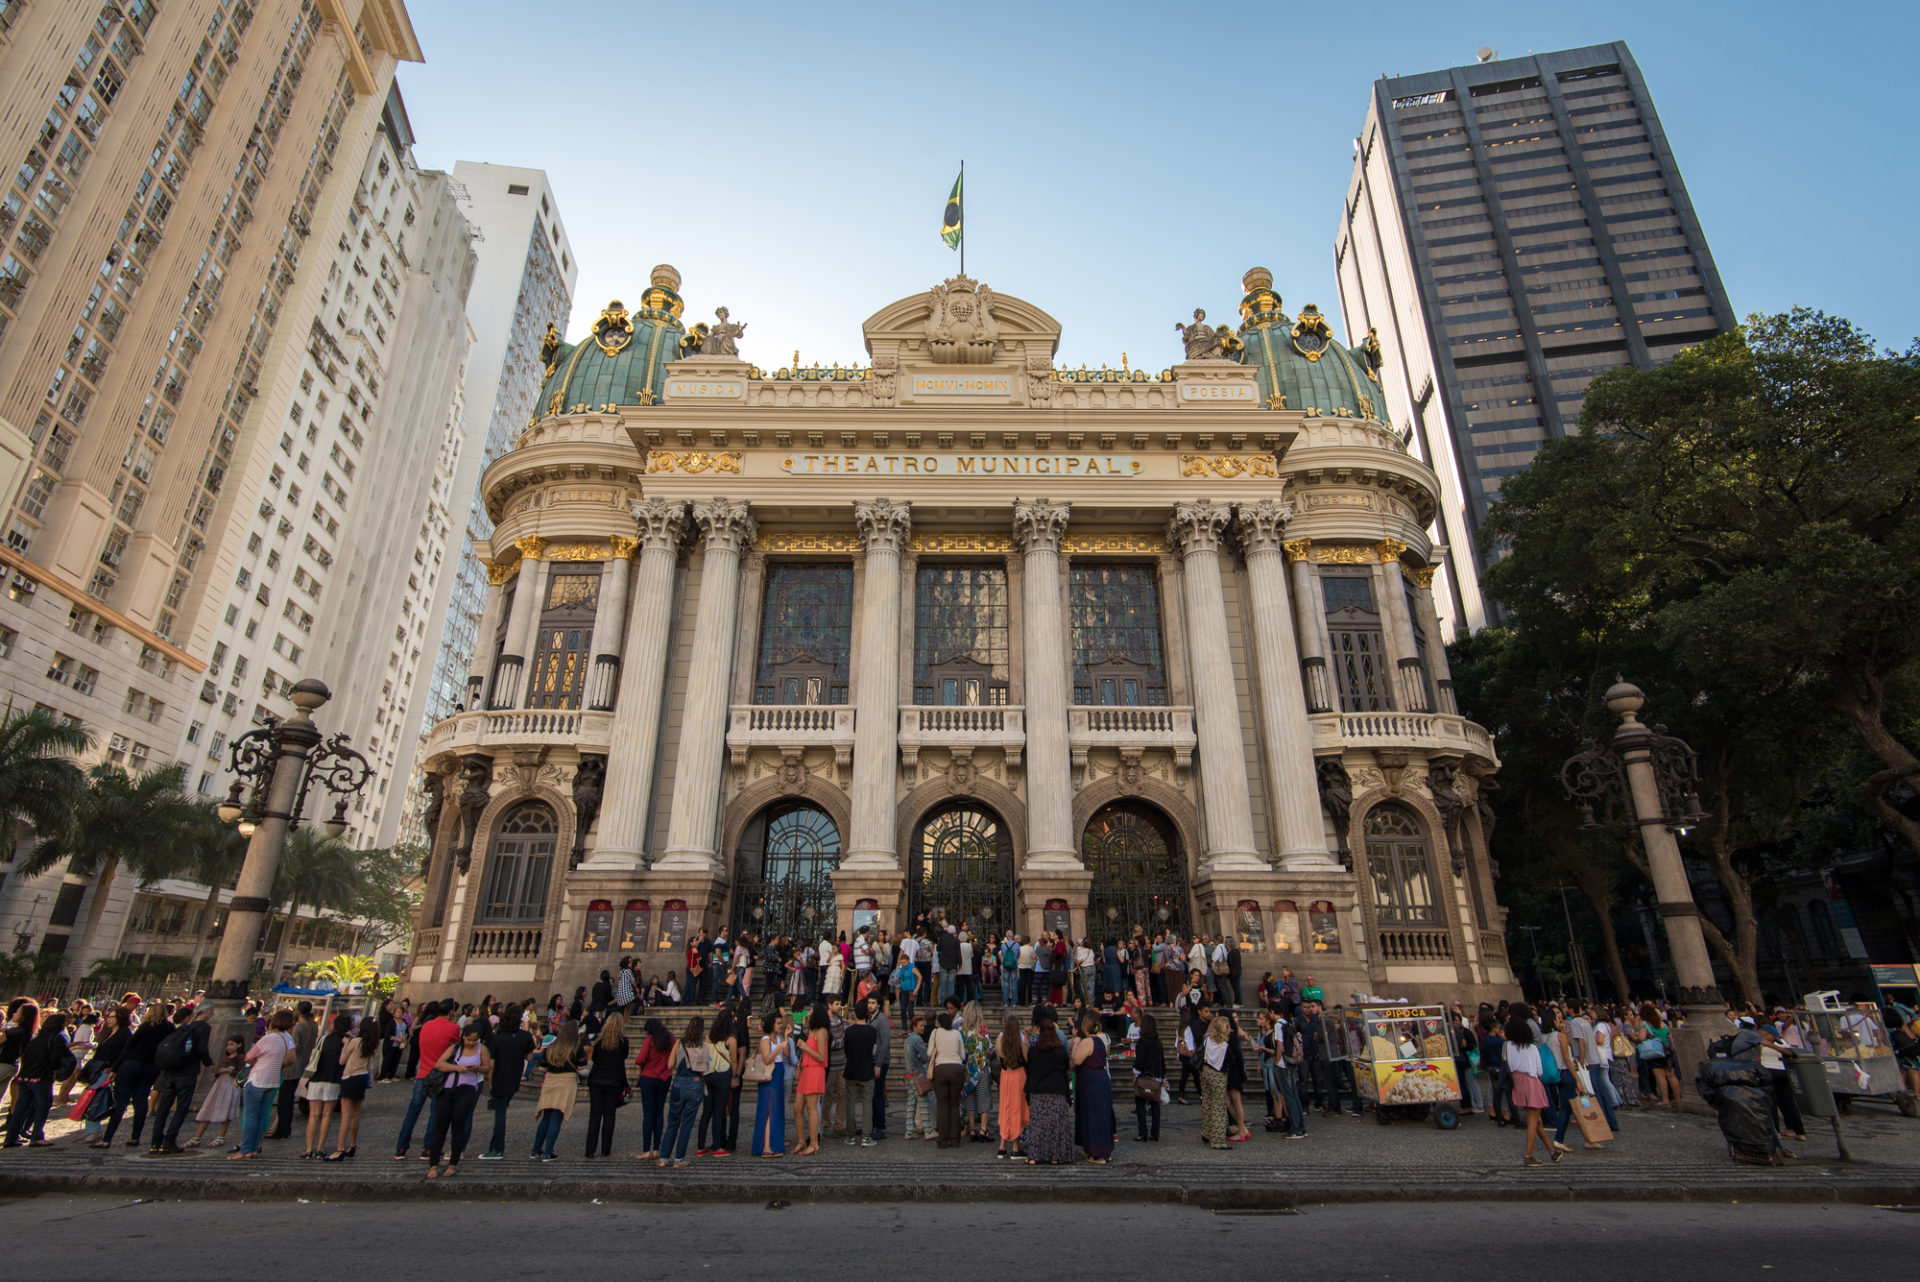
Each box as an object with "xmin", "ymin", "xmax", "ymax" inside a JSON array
[{"xmin": 1336, "ymin": 42, "xmax": 1735, "ymax": 630}]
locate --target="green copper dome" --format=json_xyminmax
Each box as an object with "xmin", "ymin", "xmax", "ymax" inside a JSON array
[
  {"xmin": 535, "ymin": 264, "xmax": 688, "ymax": 417},
  {"xmin": 1233, "ymin": 267, "xmax": 1385, "ymax": 422}
]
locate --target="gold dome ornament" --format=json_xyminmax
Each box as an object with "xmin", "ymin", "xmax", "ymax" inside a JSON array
[
  {"xmin": 1291, "ymin": 304, "xmax": 1334, "ymax": 362},
  {"xmin": 591, "ymin": 301, "xmax": 635, "ymax": 355}
]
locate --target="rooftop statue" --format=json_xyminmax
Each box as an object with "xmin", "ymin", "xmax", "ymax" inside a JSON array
[
  {"xmin": 704, "ymin": 306, "xmax": 747, "ymax": 358},
  {"xmin": 925, "ymin": 275, "xmax": 999, "ymax": 364},
  {"xmin": 1177, "ymin": 308, "xmax": 1224, "ymax": 361}
]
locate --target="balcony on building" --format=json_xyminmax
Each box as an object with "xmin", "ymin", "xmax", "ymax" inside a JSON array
[{"xmin": 424, "ymin": 705, "xmax": 613, "ymax": 758}]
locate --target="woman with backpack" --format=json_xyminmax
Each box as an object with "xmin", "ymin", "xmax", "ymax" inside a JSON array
[{"xmin": 1503, "ymin": 1003, "xmax": 1557, "ymax": 1167}]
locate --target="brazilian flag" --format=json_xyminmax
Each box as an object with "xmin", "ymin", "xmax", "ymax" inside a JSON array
[{"xmin": 941, "ymin": 169, "xmax": 963, "ymax": 249}]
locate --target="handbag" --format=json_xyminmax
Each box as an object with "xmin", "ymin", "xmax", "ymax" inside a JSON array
[
  {"xmin": 1612, "ymin": 1033, "xmax": 1634, "ymax": 1059},
  {"xmin": 742, "ymin": 1050, "xmax": 774, "ymax": 1085},
  {"xmin": 1536, "ymin": 1040, "xmax": 1560, "ymax": 1085},
  {"xmin": 66, "ymin": 1086, "xmax": 98, "ymax": 1121},
  {"xmin": 912, "ymin": 1072, "xmax": 932, "ymax": 1097},
  {"xmin": 420, "ymin": 1068, "xmax": 448, "ymax": 1098},
  {"xmin": 1635, "ymin": 1036, "xmax": 1667, "ymax": 1061},
  {"xmin": 1133, "ymin": 1074, "xmax": 1166, "ymax": 1101}
]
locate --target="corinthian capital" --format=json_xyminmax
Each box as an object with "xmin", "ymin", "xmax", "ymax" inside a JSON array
[
  {"xmin": 853, "ymin": 499, "xmax": 912, "ymax": 553},
  {"xmin": 1010, "ymin": 499, "xmax": 1070, "ymax": 555},
  {"xmin": 511, "ymin": 535, "xmax": 547, "ymax": 561},
  {"xmin": 1165, "ymin": 499, "xmax": 1232, "ymax": 559},
  {"xmin": 1234, "ymin": 496, "xmax": 1296, "ymax": 556},
  {"xmin": 630, "ymin": 498, "xmax": 690, "ymax": 553},
  {"xmin": 691, "ymin": 498, "xmax": 756, "ymax": 556}
]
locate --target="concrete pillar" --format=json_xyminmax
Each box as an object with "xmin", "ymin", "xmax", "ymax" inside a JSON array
[
  {"xmin": 468, "ymin": 566, "xmax": 509, "ymax": 710},
  {"xmin": 488, "ymin": 536, "xmax": 545, "ymax": 709},
  {"xmin": 845, "ymin": 500, "xmax": 910, "ymax": 869},
  {"xmin": 657, "ymin": 499, "xmax": 756, "ymax": 870},
  {"xmin": 1166, "ymin": 500, "xmax": 1262, "ymax": 871},
  {"xmin": 1011, "ymin": 499, "xmax": 1077, "ymax": 869},
  {"xmin": 1237, "ymin": 499, "xmax": 1336, "ymax": 870},
  {"xmin": 583, "ymin": 501, "xmax": 688, "ymax": 870},
  {"xmin": 586, "ymin": 537, "xmax": 637, "ymax": 711}
]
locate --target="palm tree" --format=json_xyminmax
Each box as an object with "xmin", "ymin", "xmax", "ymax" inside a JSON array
[
  {"xmin": 13, "ymin": 760, "xmax": 204, "ymax": 963},
  {"xmin": 181, "ymin": 805, "xmax": 249, "ymax": 979},
  {"xmin": 267, "ymin": 829, "xmax": 359, "ymax": 979},
  {"xmin": 0, "ymin": 706, "xmax": 89, "ymax": 856},
  {"xmin": 315, "ymin": 953, "xmax": 377, "ymax": 987}
]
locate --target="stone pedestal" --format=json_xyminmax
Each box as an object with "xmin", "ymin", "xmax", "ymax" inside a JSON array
[
  {"xmin": 829, "ymin": 868, "xmax": 908, "ymax": 938},
  {"xmin": 1017, "ymin": 865, "xmax": 1093, "ymax": 945}
]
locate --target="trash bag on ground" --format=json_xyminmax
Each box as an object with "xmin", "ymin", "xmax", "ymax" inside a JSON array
[{"xmin": 1697, "ymin": 1056, "xmax": 1777, "ymax": 1162}]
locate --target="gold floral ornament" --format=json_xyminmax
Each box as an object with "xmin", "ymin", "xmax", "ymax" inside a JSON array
[
  {"xmin": 646, "ymin": 449, "xmax": 743, "ymax": 475},
  {"xmin": 1179, "ymin": 454, "xmax": 1279, "ymax": 479},
  {"xmin": 1291, "ymin": 304, "xmax": 1334, "ymax": 362},
  {"xmin": 591, "ymin": 301, "xmax": 635, "ymax": 356}
]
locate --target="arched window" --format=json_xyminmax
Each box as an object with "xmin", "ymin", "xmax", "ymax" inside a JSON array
[
  {"xmin": 910, "ymin": 802, "xmax": 1013, "ymax": 932},
  {"xmin": 1363, "ymin": 803, "xmax": 1438, "ymax": 926},
  {"xmin": 1083, "ymin": 801, "xmax": 1189, "ymax": 935},
  {"xmin": 732, "ymin": 802, "xmax": 841, "ymax": 940},
  {"xmin": 481, "ymin": 802, "xmax": 556, "ymax": 923}
]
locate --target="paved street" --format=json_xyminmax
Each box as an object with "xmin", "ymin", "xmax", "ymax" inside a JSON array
[
  {"xmin": 0, "ymin": 1197, "xmax": 1914, "ymax": 1279},
  {"xmin": 3, "ymin": 1072, "xmax": 1916, "ymax": 1205}
]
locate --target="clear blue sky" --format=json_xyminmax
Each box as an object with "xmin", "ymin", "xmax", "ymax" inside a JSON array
[{"xmin": 396, "ymin": 0, "xmax": 1917, "ymax": 372}]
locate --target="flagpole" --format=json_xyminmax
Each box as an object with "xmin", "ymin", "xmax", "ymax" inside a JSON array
[{"xmin": 959, "ymin": 158, "xmax": 965, "ymax": 275}]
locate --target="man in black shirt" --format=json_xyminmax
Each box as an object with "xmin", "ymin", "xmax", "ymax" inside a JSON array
[
  {"xmin": 842, "ymin": 999, "xmax": 878, "ymax": 1146},
  {"xmin": 147, "ymin": 1002, "xmax": 212, "ymax": 1153},
  {"xmin": 478, "ymin": 1005, "xmax": 536, "ymax": 1160}
]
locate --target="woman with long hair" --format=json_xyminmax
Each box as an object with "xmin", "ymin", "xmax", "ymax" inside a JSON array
[
  {"xmin": 1023, "ymin": 1006, "xmax": 1073, "ymax": 1164},
  {"xmin": 302, "ymin": 1012, "xmax": 351, "ymax": 1158},
  {"xmin": 697, "ymin": 1006, "xmax": 735, "ymax": 1156},
  {"xmin": 582, "ymin": 1011, "xmax": 629, "ymax": 1159},
  {"xmin": 1200, "ymin": 1016, "xmax": 1232, "ymax": 1149},
  {"xmin": 751, "ymin": 1011, "xmax": 788, "ymax": 1157},
  {"xmin": 794, "ymin": 1005, "xmax": 829, "ymax": 1155},
  {"xmin": 1639, "ymin": 1002, "xmax": 1680, "ymax": 1109},
  {"xmin": 1541, "ymin": 1006, "xmax": 1580, "ymax": 1155},
  {"xmin": 963, "ymin": 1005, "xmax": 994, "ymax": 1142},
  {"xmin": 423, "ymin": 1020, "xmax": 490, "ymax": 1180},
  {"xmin": 633, "ymin": 1017, "xmax": 673, "ymax": 1159},
  {"xmin": 926, "ymin": 1010, "xmax": 967, "ymax": 1148},
  {"xmin": 326, "ymin": 1011, "xmax": 381, "ymax": 1161},
  {"xmin": 1133, "ymin": 1009, "xmax": 1166, "ymax": 1141},
  {"xmin": 1071, "ymin": 1011, "xmax": 1116, "ymax": 1164},
  {"xmin": 995, "ymin": 1013, "xmax": 1028, "ymax": 1160},
  {"xmin": 531, "ymin": 1019, "xmax": 586, "ymax": 1161},
  {"xmin": 1504, "ymin": 1003, "xmax": 1557, "ymax": 1167}
]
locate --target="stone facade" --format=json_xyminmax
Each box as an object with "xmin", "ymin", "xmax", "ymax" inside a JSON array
[{"xmin": 407, "ymin": 268, "xmax": 1513, "ymax": 1007}]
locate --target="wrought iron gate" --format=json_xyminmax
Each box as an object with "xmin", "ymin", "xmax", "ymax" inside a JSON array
[
  {"xmin": 1083, "ymin": 802, "xmax": 1190, "ymax": 939},
  {"xmin": 731, "ymin": 802, "xmax": 839, "ymax": 942},
  {"xmin": 908, "ymin": 802, "xmax": 1015, "ymax": 937}
]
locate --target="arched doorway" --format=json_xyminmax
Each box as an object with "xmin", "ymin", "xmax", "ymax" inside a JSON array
[
  {"xmin": 732, "ymin": 801, "xmax": 841, "ymax": 942},
  {"xmin": 479, "ymin": 802, "xmax": 557, "ymax": 924},
  {"xmin": 1083, "ymin": 801, "xmax": 1190, "ymax": 939},
  {"xmin": 909, "ymin": 802, "xmax": 1014, "ymax": 935}
]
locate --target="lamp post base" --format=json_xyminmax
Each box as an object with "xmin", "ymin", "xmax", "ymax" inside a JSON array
[{"xmin": 1670, "ymin": 1000, "xmax": 1733, "ymax": 1114}]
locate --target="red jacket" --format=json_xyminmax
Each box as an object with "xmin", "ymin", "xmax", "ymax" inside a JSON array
[{"xmin": 635, "ymin": 1036, "xmax": 674, "ymax": 1082}]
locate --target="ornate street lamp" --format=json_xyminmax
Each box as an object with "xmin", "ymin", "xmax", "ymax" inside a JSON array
[
  {"xmin": 1560, "ymin": 679, "xmax": 1728, "ymax": 1081},
  {"xmin": 203, "ymin": 678, "xmax": 371, "ymax": 1043}
]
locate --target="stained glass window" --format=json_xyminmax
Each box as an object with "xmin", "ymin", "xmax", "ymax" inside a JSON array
[
  {"xmin": 527, "ymin": 569, "xmax": 600, "ymax": 709},
  {"xmin": 1323, "ymin": 571, "xmax": 1392, "ymax": 712},
  {"xmin": 1083, "ymin": 801, "xmax": 1189, "ymax": 935},
  {"xmin": 913, "ymin": 563, "xmax": 1009, "ymax": 705},
  {"xmin": 732, "ymin": 802, "xmax": 840, "ymax": 941},
  {"xmin": 754, "ymin": 563, "xmax": 853, "ymax": 704},
  {"xmin": 910, "ymin": 802, "xmax": 1014, "ymax": 930},
  {"xmin": 1363, "ymin": 803, "xmax": 1438, "ymax": 925},
  {"xmin": 481, "ymin": 802, "xmax": 556, "ymax": 922},
  {"xmin": 1068, "ymin": 563, "xmax": 1167, "ymax": 705}
]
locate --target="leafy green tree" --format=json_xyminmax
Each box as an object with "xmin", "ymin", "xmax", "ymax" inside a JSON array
[
  {"xmin": 0, "ymin": 706, "xmax": 90, "ymax": 850},
  {"xmin": 341, "ymin": 843, "xmax": 423, "ymax": 954},
  {"xmin": 266, "ymin": 828, "xmax": 359, "ymax": 978},
  {"xmin": 13, "ymin": 760, "xmax": 204, "ymax": 960}
]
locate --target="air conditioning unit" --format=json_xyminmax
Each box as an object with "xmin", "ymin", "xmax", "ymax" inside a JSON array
[{"xmin": 109, "ymin": 734, "xmax": 129, "ymax": 751}]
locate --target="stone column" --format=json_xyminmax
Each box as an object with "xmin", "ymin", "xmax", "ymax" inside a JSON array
[
  {"xmin": 1238, "ymin": 499, "xmax": 1335, "ymax": 870},
  {"xmin": 1408, "ymin": 565, "xmax": 1457, "ymax": 712},
  {"xmin": 1012, "ymin": 500, "xmax": 1077, "ymax": 869},
  {"xmin": 586, "ymin": 537, "xmax": 638, "ymax": 712},
  {"xmin": 844, "ymin": 500, "xmax": 911, "ymax": 869},
  {"xmin": 1285, "ymin": 540, "xmax": 1332, "ymax": 713},
  {"xmin": 657, "ymin": 499, "xmax": 756, "ymax": 870},
  {"xmin": 489, "ymin": 536, "xmax": 545, "ymax": 709},
  {"xmin": 468, "ymin": 564, "xmax": 511, "ymax": 710},
  {"xmin": 583, "ymin": 502, "xmax": 688, "ymax": 870},
  {"xmin": 1374, "ymin": 538, "xmax": 1431, "ymax": 712},
  {"xmin": 1166, "ymin": 500, "xmax": 1262, "ymax": 871}
]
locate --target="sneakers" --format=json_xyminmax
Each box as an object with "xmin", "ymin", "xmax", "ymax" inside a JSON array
[
  {"xmin": 478, "ymin": 1151, "xmax": 504, "ymax": 1161},
  {"xmin": 695, "ymin": 1148, "xmax": 713, "ymax": 1157},
  {"xmin": 710, "ymin": 1148, "xmax": 730, "ymax": 1157},
  {"xmin": 860, "ymin": 1137, "xmax": 877, "ymax": 1147},
  {"xmin": 845, "ymin": 1136, "xmax": 860, "ymax": 1145}
]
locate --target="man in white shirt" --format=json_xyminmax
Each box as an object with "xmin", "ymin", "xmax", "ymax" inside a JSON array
[
  {"xmin": 853, "ymin": 929, "xmax": 873, "ymax": 985},
  {"xmin": 1569, "ymin": 1001, "xmax": 1618, "ymax": 1132},
  {"xmin": 957, "ymin": 932, "xmax": 975, "ymax": 1004},
  {"xmin": 1017, "ymin": 938, "xmax": 1037, "ymax": 1006}
]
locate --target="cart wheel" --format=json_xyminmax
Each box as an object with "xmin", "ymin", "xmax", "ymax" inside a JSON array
[
  {"xmin": 1433, "ymin": 1102, "xmax": 1460, "ymax": 1130},
  {"xmin": 1897, "ymin": 1092, "xmax": 1918, "ymax": 1119},
  {"xmin": 1374, "ymin": 1106, "xmax": 1393, "ymax": 1126}
]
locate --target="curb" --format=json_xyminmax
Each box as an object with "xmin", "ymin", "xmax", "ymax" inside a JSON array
[{"xmin": 4, "ymin": 1171, "xmax": 1917, "ymax": 1208}]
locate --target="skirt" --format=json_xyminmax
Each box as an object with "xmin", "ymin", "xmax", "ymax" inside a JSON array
[
  {"xmin": 1609, "ymin": 1058, "xmax": 1641, "ymax": 1106},
  {"xmin": 340, "ymin": 1073, "xmax": 370, "ymax": 1103},
  {"xmin": 966, "ymin": 1069, "xmax": 993, "ymax": 1115},
  {"xmin": 998, "ymin": 1067, "xmax": 1028, "ymax": 1145},
  {"xmin": 752, "ymin": 1062, "xmax": 786, "ymax": 1155},
  {"xmin": 304, "ymin": 1080, "xmax": 342, "ymax": 1102},
  {"xmin": 195, "ymin": 1073, "xmax": 241, "ymax": 1123},
  {"xmin": 1026, "ymin": 1093, "xmax": 1074, "ymax": 1163},
  {"xmin": 1509, "ymin": 1071, "xmax": 1550, "ymax": 1110},
  {"xmin": 786, "ymin": 967, "xmax": 805, "ymax": 997},
  {"xmin": 1200, "ymin": 1064, "xmax": 1229, "ymax": 1145},
  {"xmin": 797, "ymin": 1059, "xmax": 826, "ymax": 1096}
]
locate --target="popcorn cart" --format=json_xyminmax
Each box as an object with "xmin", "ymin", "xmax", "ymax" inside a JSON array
[
  {"xmin": 1783, "ymin": 993, "xmax": 1918, "ymax": 1119},
  {"xmin": 1327, "ymin": 1004, "xmax": 1463, "ymax": 1128}
]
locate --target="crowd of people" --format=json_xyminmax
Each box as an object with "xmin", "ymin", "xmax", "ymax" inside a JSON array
[{"xmin": 5, "ymin": 926, "xmax": 1916, "ymax": 1176}]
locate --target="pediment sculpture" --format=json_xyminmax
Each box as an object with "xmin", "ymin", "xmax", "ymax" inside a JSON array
[{"xmin": 925, "ymin": 275, "xmax": 999, "ymax": 364}]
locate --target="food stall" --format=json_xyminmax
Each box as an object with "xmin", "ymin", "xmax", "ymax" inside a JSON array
[
  {"xmin": 1783, "ymin": 993, "xmax": 1918, "ymax": 1118},
  {"xmin": 1327, "ymin": 1003, "xmax": 1463, "ymax": 1128}
]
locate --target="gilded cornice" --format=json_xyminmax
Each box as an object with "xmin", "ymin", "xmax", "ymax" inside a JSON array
[
  {"xmin": 545, "ymin": 542, "xmax": 614, "ymax": 563},
  {"xmin": 1281, "ymin": 538, "xmax": 1312, "ymax": 564},
  {"xmin": 512, "ymin": 535, "xmax": 548, "ymax": 561},
  {"xmin": 1062, "ymin": 532, "xmax": 1165, "ymax": 555},
  {"xmin": 1375, "ymin": 537, "xmax": 1410, "ymax": 564},
  {"xmin": 1179, "ymin": 453, "xmax": 1279, "ymax": 479},
  {"xmin": 646, "ymin": 449, "xmax": 742, "ymax": 475},
  {"xmin": 1312, "ymin": 544, "xmax": 1377, "ymax": 565},
  {"xmin": 910, "ymin": 532, "xmax": 1014, "ymax": 555},
  {"xmin": 756, "ymin": 531, "xmax": 859, "ymax": 555}
]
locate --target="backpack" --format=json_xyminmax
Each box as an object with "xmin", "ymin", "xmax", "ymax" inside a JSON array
[{"xmin": 154, "ymin": 1024, "xmax": 194, "ymax": 1071}]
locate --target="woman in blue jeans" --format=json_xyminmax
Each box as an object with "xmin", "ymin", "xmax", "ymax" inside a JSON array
[
  {"xmin": 530, "ymin": 1021, "xmax": 586, "ymax": 1160},
  {"xmin": 232, "ymin": 1009, "xmax": 297, "ymax": 1159},
  {"xmin": 655, "ymin": 1014, "xmax": 708, "ymax": 1168}
]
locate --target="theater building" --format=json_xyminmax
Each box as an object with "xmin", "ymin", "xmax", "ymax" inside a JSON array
[{"xmin": 407, "ymin": 265, "xmax": 1511, "ymax": 1006}]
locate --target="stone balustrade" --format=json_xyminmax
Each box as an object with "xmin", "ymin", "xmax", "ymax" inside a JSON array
[
  {"xmin": 897, "ymin": 704, "xmax": 1026, "ymax": 770},
  {"xmin": 467, "ymin": 924, "xmax": 544, "ymax": 961},
  {"xmin": 725, "ymin": 704, "xmax": 856, "ymax": 771},
  {"xmin": 424, "ymin": 707, "xmax": 613, "ymax": 758},
  {"xmin": 1378, "ymin": 926, "xmax": 1454, "ymax": 964},
  {"xmin": 1309, "ymin": 709, "xmax": 1498, "ymax": 765},
  {"xmin": 1067, "ymin": 704, "xmax": 1195, "ymax": 786}
]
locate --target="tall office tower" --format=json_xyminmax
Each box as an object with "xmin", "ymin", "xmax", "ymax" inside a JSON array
[
  {"xmin": 0, "ymin": 0, "xmax": 422, "ymax": 968},
  {"xmin": 396, "ymin": 162, "xmax": 573, "ymax": 845},
  {"xmin": 180, "ymin": 83, "xmax": 475, "ymax": 851},
  {"xmin": 1336, "ymin": 43, "xmax": 1735, "ymax": 632}
]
